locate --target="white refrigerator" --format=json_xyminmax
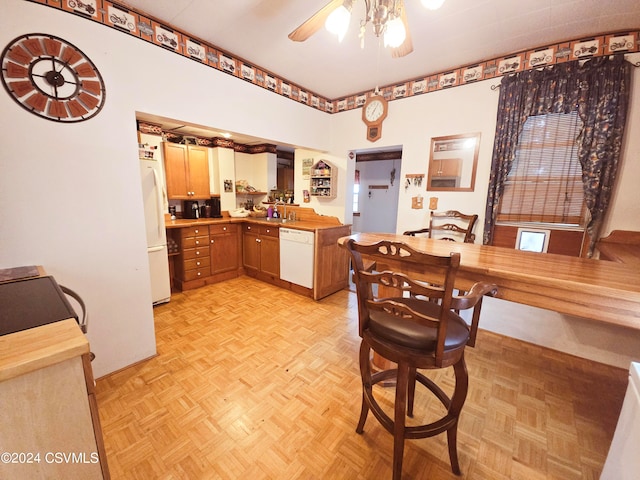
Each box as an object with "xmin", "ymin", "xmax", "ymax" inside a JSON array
[{"xmin": 140, "ymin": 158, "xmax": 171, "ymax": 305}]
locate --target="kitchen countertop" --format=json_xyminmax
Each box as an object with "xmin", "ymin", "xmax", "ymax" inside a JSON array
[{"xmin": 165, "ymin": 215, "xmax": 348, "ymax": 232}]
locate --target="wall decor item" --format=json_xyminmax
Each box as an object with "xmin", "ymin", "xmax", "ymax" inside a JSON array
[
  {"xmin": 1, "ymin": 33, "xmax": 106, "ymax": 123},
  {"xmin": 362, "ymin": 93, "xmax": 388, "ymax": 142},
  {"xmin": 427, "ymin": 132, "xmax": 480, "ymax": 191}
]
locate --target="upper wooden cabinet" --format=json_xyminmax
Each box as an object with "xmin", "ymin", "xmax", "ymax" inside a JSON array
[{"xmin": 163, "ymin": 143, "xmax": 210, "ymax": 200}]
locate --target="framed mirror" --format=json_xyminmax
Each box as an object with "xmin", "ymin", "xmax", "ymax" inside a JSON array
[{"xmin": 427, "ymin": 132, "xmax": 481, "ymax": 191}]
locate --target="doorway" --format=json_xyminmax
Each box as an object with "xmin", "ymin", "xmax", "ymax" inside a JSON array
[{"xmin": 352, "ymin": 147, "xmax": 402, "ymax": 234}]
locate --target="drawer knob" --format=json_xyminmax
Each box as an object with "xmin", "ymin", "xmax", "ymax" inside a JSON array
[{"xmin": 196, "ymin": 261, "xmax": 200, "ymax": 266}]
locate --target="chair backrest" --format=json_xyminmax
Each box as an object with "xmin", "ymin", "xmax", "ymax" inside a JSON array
[
  {"xmin": 345, "ymin": 238, "xmax": 461, "ymax": 366},
  {"xmin": 429, "ymin": 210, "xmax": 478, "ymax": 242}
]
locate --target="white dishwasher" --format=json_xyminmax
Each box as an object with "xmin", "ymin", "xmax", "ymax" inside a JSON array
[{"xmin": 280, "ymin": 228, "xmax": 315, "ymax": 288}]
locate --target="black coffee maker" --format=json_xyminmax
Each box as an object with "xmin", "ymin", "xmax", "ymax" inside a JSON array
[
  {"xmin": 207, "ymin": 197, "xmax": 222, "ymax": 218},
  {"xmin": 183, "ymin": 200, "xmax": 199, "ymax": 219}
]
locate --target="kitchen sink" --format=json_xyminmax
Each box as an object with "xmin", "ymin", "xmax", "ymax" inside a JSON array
[{"xmin": 264, "ymin": 217, "xmax": 295, "ymax": 224}]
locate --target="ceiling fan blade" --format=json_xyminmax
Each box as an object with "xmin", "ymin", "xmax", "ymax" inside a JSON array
[
  {"xmin": 288, "ymin": 0, "xmax": 344, "ymax": 42},
  {"xmin": 391, "ymin": 1, "xmax": 413, "ymax": 58}
]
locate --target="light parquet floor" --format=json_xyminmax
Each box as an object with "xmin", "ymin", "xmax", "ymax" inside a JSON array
[{"xmin": 95, "ymin": 276, "xmax": 628, "ymax": 479}]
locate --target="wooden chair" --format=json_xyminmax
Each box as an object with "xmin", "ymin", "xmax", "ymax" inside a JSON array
[
  {"xmin": 403, "ymin": 210, "xmax": 478, "ymax": 243},
  {"xmin": 345, "ymin": 239, "xmax": 497, "ymax": 479}
]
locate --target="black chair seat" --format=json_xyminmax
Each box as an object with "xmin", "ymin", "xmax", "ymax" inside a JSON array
[{"xmin": 368, "ymin": 298, "xmax": 469, "ymax": 351}]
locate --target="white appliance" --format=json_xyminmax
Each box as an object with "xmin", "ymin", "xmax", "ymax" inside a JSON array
[
  {"xmin": 601, "ymin": 362, "xmax": 640, "ymax": 480},
  {"xmin": 140, "ymin": 159, "xmax": 171, "ymax": 305},
  {"xmin": 280, "ymin": 228, "xmax": 315, "ymax": 289}
]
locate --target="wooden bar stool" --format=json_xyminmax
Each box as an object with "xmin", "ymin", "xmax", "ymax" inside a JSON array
[{"xmin": 345, "ymin": 239, "xmax": 497, "ymax": 479}]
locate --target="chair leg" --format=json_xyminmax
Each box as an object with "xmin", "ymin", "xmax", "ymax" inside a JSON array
[
  {"xmin": 407, "ymin": 366, "xmax": 417, "ymax": 418},
  {"xmin": 392, "ymin": 362, "xmax": 409, "ymax": 480},
  {"xmin": 446, "ymin": 354, "xmax": 469, "ymax": 475},
  {"xmin": 356, "ymin": 341, "xmax": 371, "ymax": 434}
]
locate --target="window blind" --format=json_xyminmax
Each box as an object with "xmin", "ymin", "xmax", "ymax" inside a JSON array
[{"xmin": 497, "ymin": 111, "xmax": 585, "ymax": 225}]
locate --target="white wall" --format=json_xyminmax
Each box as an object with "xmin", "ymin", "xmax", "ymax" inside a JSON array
[
  {"xmin": 0, "ymin": 0, "xmax": 330, "ymax": 377},
  {"xmin": 293, "ymin": 148, "xmax": 346, "ymax": 222}
]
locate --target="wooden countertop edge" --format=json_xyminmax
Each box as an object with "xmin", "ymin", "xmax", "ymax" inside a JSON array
[
  {"xmin": 0, "ymin": 319, "xmax": 89, "ymax": 383},
  {"xmin": 165, "ymin": 217, "xmax": 350, "ymax": 232}
]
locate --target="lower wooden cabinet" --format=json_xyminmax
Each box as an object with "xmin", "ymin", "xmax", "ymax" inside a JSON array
[
  {"xmin": 242, "ymin": 224, "xmax": 279, "ymax": 281},
  {"xmin": 209, "ymin": 224, "xmax": 239, "ymax": 275},
  {"xmin": 174, "ymin": 226, "xmax": 210, "ymax": 289},
  {"xmin": 169, "ymin": 223, "xmax": 242, "ymax": 290}
]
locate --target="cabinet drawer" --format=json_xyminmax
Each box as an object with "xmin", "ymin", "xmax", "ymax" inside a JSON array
[
  {"xmin": 243, "ymin": 224, "xmax": 257, "ymax": 234},
  {"xmin": 183, "ymin": 256, "xmax": 210, "ymax": 271},
  {"xmin": 183, "ymin": 235, "xmax": 210, "ymax": 249},
  {"xmin": 210, "ymin": 223, "xmax": 237, "ymax": 235},
  {"xmin": 261, "ymin": 226, "xmax": 279, "ymax": 238},
  {"xmin": 182, "ymin": 267, "xmax": 210, "ymax": 281},
  {"xmin": 180, "ymin": 226, "xmax": 207, "ymax": 238},
  {"xmin": 182, "ymin": 246, "xmax": 210, "ymax": 259}
]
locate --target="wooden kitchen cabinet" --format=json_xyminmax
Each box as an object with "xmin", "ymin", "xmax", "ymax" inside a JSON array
[
  {"xmin": 0, "ymin": 319, "xmax": 109, "ymax": 479},
  {"xmin": 242, "ymin": 224, "xmax": 279, "ymax": 282},
  {"xmin": 163, "ymin": 142, "xmax": 210, "ymax": 200},
  {"xmin": 209, "ymin": 224, "xmax": 240, "ymax": 275},
  {"xmin": 174, "ymin": 225, "xmax": 210, "ymax": 290}
]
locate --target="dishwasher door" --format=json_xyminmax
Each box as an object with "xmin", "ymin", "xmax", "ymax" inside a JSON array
[{"xmin": 279, "ymin": 228, "xmax": 315, "ymax": 289}]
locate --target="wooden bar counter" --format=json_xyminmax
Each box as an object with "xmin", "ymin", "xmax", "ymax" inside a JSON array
[
  {"xmin": 339, "ymin": 233, "xmax": 640, "ymax": 331},
  {"xmin": 0, "ymin": 319, "xmax": 109, "ymax": 479}
]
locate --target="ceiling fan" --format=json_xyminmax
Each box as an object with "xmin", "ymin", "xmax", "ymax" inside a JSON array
[{"xmin": 288, "ymin": 0, "xmax": 444, "ymax": 58}]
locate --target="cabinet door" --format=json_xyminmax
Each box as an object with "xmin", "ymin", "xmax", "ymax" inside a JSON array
[
  {"xmin": 210, "ymin": 225, "xmax": 239, "ymax": 274},
  {"xmin": 163, "ymin": 143, "xmax": 189, "ymax": 199},
  {"xmin": 260, "ymin": 235, "xmax": 280, "ymax": 277},
  {"xmin": 242, "ymin": 227, "xmax": 260, "ymax": 271},
  {"xmin": 187, "ymin": 145, "xmax": 210, "ymax": 199}
]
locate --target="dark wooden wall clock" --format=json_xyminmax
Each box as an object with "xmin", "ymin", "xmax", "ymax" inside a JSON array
[
  {"xmin": 1, "ymin": 33, "xmax": 106, "ymax": 123},
  {"xmin": 362, "ymin": 94, "xmax": 388, "ymax": 142}
]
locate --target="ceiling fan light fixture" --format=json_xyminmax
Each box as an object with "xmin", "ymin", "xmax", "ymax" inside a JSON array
[
  {"xmin": 325, "ymin": 3, "xmax": 352, "ymax": 42},
  {"xmin": 421, "ymin": 0, "xmax": 445, "ymax": 10},
  {"xmin": 384, "ymin": 16, "xmax": 406, "ymax": 48}
]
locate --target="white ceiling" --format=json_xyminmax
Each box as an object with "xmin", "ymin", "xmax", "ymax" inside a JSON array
[{"xmin": 120, "ymin": 0, "xmax": 640, "ymax": 100}]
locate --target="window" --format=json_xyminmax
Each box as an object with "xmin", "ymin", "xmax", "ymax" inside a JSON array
[
  {"xmin": 497, "ymin": 111, "xmax": 585, "ymax": 225},
  {"xmin": 353, "ymin": 169, "xmax": 360, "ymax": 213}
]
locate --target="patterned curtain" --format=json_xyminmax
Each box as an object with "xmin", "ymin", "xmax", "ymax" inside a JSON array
[{"xmin": 483, "ymin": 56, "xmax": 631, "ymax": 256}]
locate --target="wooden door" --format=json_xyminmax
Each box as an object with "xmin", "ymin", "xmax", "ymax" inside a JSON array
[
  {"xmin": 163, "ymin": 143, "xmax": 189, "ymax": 199},
  {"xmin": 260, "ymin": 235, "xmax": 280, "ymax": 278},
  {"xmin": 186, "ymin": 145, "xmax": 210, "ymax": 199},
  {"xmin": 210, "ymin": 225, "xmax": 239, "ymax": 274},
  {"xmin": 242, "ymin": 226, "xmax": 260, "ymax": 271}
]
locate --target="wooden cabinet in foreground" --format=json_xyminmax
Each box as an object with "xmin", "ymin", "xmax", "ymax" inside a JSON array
[
  {"xmin": 162, "ymin": 142, "xmax": 210, "ymax": 200},
  {"xmin": 0, "ymin": 319, "xmax": 109, "ymax": 479}
]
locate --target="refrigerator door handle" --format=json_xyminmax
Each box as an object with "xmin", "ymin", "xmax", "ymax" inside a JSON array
[
  {"xmin": 151, "ymin": 167, "xmax": 166, "ymax": 237},
  {"xmin": 148, "ymin": 245, "xmax": 165, "ymax": 253}
]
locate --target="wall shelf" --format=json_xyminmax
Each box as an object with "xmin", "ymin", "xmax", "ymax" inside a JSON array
[{"xmin": 310, "ymin": 160, "xmax": 336, "ymax": 198}]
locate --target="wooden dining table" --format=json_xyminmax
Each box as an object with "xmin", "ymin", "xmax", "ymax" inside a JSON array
[{"xmin": 338, "ymin": 233, "xmax": 640, "ymax": 331}]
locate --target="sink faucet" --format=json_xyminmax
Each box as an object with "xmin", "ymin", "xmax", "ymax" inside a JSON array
[{"xmin": 274, "ymin": 200, "xmax": 287, "ymax": 221}]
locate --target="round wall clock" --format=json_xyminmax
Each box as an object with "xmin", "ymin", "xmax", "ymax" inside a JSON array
[
  {"xmin": 362, "ymin": 94, "xmax": 388, "ymax": 142},
  {"xmin": 1, "ymin": 33, "xmax": 106, "ymax": 123}
]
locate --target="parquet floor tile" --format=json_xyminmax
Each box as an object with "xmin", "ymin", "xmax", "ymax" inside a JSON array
[{"xmin": 95, "ymin": 276, "xmax": 628, "ymax": 479}]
